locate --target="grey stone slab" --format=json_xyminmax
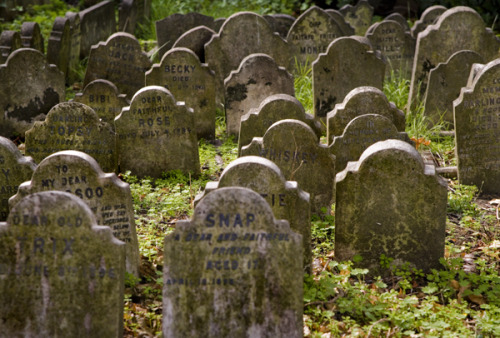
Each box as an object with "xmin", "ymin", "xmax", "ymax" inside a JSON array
[
  {"xmin": 339, "ymin": 0, "xmax": 374, "ymax": 36},
  {"xmin": 385, "ymin": 13, "xmax": 410, "ymax": 31},
  {"xmin": 172, "ymin": 25, "xmax": 216, "ymax": 63},
  {"xmin": 47, "ymin": 17, "xmax": 71, "ymax": 79},
  {"xmin": 79, "ymin": 0, "xmax": 116, "ymax": 59},
  {"xmin": 325, "ymin": 9, "xmax": 355, "ymax": 36},
  {"xmin": 0, "ymin": 30, "xmax": 21, "ymax": 64},
  {"xmin": 264, "ymin": 13, "xmax": 295, "ymax": 38},
  {"xmin": 411, "ymin": 5, "xmax": 446, "ymax": 38},
  {"xmin": 20, "ymin": 22, "xmax": 44, "ymax": 53},
  {"xmin": 65, "ymin": 11, "xmax": 82, "ymax": 84},
  {"xmin": 118, "ymin": 0, "xmax": 151, "ymax": 34}
]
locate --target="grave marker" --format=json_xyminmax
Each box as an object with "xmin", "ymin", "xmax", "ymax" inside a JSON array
[
  {"xmin": 0, "ymin": 30, "xmax": 21, "ymax": 64},
  {"xmin": 65, "ymin": 11, "xmax": 82, "ymax": 84},
  {"xmin": 325, "ymin": 9, "xmax": 355, "ymax": 36},
  {"xmin": 339, "ymin": 0, "xmax": 374, "ymax": 36},
  {"xmin": 20, "ymin": 22, "xmax": 44, "ymax": 53},
  {"xmin": 411, "ymin": 5, "xmax": 446, "ymax": 38},
  {"xmin": 385, "ymin": 13, "xmax": 410, "ymax": 32},
  {"xmin": 172, "ymin": 25, "xmax": 216, "ymax": 63},
  {"xmin": 79, "ymin": 0, "xmax": 116, "ymax": 59},
  {"xmin": 118, "ymin": 0, "xmax": 151, "ymax": 34},
  {"xmin": 47, "ymin": 17, "xmax": 71, "ymax": 78},
  {"xmin": 264, "ymin": 13, "xmax": 295, "ymax": 38}
]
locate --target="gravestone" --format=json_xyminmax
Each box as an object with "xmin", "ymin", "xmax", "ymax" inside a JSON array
[
  {"xmin": 264, "ymin": 13, "xmax": 295, "ymax": 38},
  {"xmin": 286, "ymin": 6, "xmax": 344, "ymax": 68},
  {"xmin": 408, "ymin": 6, "xmax": 500, "ymax": 109},
  {"xmin": 385, "ymin": 13, "xmax": 410, "ymax": 32},
  {"xmin": 172, "ymin": 25, "xmax": 216, "ymax": 63},
  {"xmin": 241, "ymin": 119, "xmax": 335, "ymax": 216},
  {"xmin": 339, "ymin": 0, "xmax": 374, "ymax": 36},
  {"xmin": 47, "ymin": 17, "xmax": 71, "ymax": 79},
  {"xmin": 65, "ymin": 11, "xmax": 82, "ymax": 84},
  {"xmin": 335, "ymin": 139, "xmax": 447, "ymax": 276},
  {"xmin": 0, "ymin": 48, "xmax": 65, "ymax": 137},
  {"xmin": 24, "ymin": 102, "xmax": 117, "ymax": 173},
  {"xmin": 224, "ymin": 53, "xmax": 294, "ymax": 137},
  {"xmin": 0, "ymin": 136, "xmax": 36, "ymax": 221},
  {"xmin": 424, "ymin": 50, "xmax": 484, "ymax": 128},
  {"xmin": 214, "ymin": 17, "xmax": 225, "ymax": 31},
  {"xmin": 411, "ymin": 5, "xmax": 446, "ymax": 38},
  {"xmin": 84, "ymin": 32, "xmax": 152, "ymax": 98},
  {"xmin": 10, "ymin": 150, "xmax": 140, "ymax": 276},
  {"xmin": 145, "ymin": 47, "xmax": 216, "ymax": 140},
  {"xmin": 326, "ymin": 86, "xmax": 405, "ymax": 144},
  {"xmin": 0, "ymin": 30, "xmax": 21, "ymax": 64},
  {"xmin": 195, "ymin": 156, "xmax": 311, "ymax": 272},
  {"xmin": 79, "ymin": 0, "xmax": 116, "ymax": 59},
  {"xmin": 238, "ymin": 94, "xmax": 321, "ymax": 155},
  {"xmin": 163, "ymin": 187, "xmax": 303, "ymax": 337},
  {"xmin": 454, "ymin": 59, "xmax": 500, "ymax": 194},
  {"xmin": 325, "ymin": 9, "xmax": 355, "ymax": 36},
  {"xmin": 118, "ymin": 0, "xmax": 151, "ymax": 34},
  {"xmin": 73, "ymin": 79, "xmax": 129, "ymax": 126},
  {"xmin": 20, "ymin": 22, "xmax": 44, "ymax": 53},
  {"xmin": 0, "ymin": 191, "xmax": 125, "ymax": 336},
  {"xmin": 115, "ymin": 86, "xmax": 200, "ymax": 178},
  {"xmin": 313, "ymin": 36, "xmax": 386, "ymax": 120}
]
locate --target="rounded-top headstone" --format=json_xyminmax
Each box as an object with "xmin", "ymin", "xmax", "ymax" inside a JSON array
[
  {"xmin": 172, "ymin": 25, "xmax": 216, "ymax": 63},
  {"xmin": 20, "ymin": 22, "xmax": 44, "ymax": 53},
  {"xmin": 411, "ymin": 5, "xmax": 447, "ymax": 38}
]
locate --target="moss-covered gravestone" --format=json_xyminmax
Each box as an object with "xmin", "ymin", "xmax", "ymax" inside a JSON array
[
  {"xmin": 47, "ymin": 17, "xmax": 71, "ymax": 79},
  {"xmin": 24, "ymin": 102, "xmax": 117, "ymax": 173},
  {"xmin": 65, "ymin": 12, "xmax": 81, "ymax": 84},
  {"xmin": 10, "ymin": 150, "xmax": 139, "ymax": 276},
  {"xmin": 339, "ymin": 0, "xmax": 373, "ymax": 36},
  {"xmin": 264, "ymin": 13, "xmax": 295, "ymax": 38},
  {"xmin": 115, "ymin": 86, "xmax": 200, "ymax": 178},
  {"xmin": 172, "ymin": 25, "xmax": 216, "ymax": 63},
  {"xmin": 79, "ymin": 1, "xmax": 116, "ymax": 59},
  {"xmin": 163, "ymin": 187, "xmax": 303, "ymax": 337},
  {"xmin": 411, "ymin": 5, "xmax": 446, "ymax": 38},
  {"xmin": 325, "ymin": 9, "xmax": 355, "ymax": 36},
  {"xmin": 0, "ymin": 30, "xmax": 21, "ymax": 63},
  {"xmin": 0, "ymin": 191, "xmax": 125, "ymax": 336},
  {"xmin": 384, "ymin": 13, "xmax": 410, "ymax": 32},
  {"xmin": 335, "ymin": 140, "xmax": 447, "ymax": 276},
  {"xmin": 20, "ymin": 22, "xmax": 44, "ymax": 53},
  {"xmin": 195, "ymin": 156, "xmax": 311, "ymax": 272}
]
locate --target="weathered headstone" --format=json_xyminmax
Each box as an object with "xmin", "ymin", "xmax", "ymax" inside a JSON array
[
  {"xmin": 214, "ymin": 17, "xmax": 225, "ymax": 32},
  {"xmin": 118, "ymin": 0, "xmax": 152, "ymax": 34},
  {"xmin": 84, "ymin": 32, "xmax": 152, "ymax": 98},
  {"xmin": 313, "ymin": 36, "xmax": 386, "ymax": 120},
  {"xmin": 241, "ymin": 119, "xmax": 335, "ymax": 215},
  {"xmin": 225, "ymin": 53, "xmax": 294, "ymax": 137},
  {"xmin": 0, "ymin": 48, "xmax": 65, "ymax": 137},
  {"xmin": 115, "ymin": 86, "xmax": 200, "ymax": 178},
  {"xmin": 339, "ymin": 0, "xmax": 374, "ymax": 36},
  {"xmin": 424, "ymin": 50, "xmax": 484, "ymax": 127},
  {"xmin": 385, "ymin": 13, "xmax": 410, "ymax": 32},
  {"xmin": 146, "ymin": 47, "xmax": 216, "ymax": 140},
  {"xmin": 264, "ymin": 13, "xmax": 295, "ymax": 38},
  {"xmin": 238, "ymin": 94, "xmax": 321, "ymax": 155},
  {"xmin": 172, "ymin": 25, "xmax": 216, "ymax": 63},
  {"xmin": 0, "ymin": 30, "xmax": 21, "ymax": 64},
  {"xmin": 411, "ymin": 5, "xmax": 447, "ymax": 38},
  {"xmin": 325, "ymin": 9, "xmax": 355, "ymax": 36},
  {"xmin": 10, "ymin": 150, "xmax": 140, "ymax": 276},
  {"xmin": 454, "ymin": 59, "xmax": 500, "ymax": 194},
  {"xmin": 287, "ymin": 6, "xmax": 344, "ymax": 68},
  {"xmin": 24, "ymin": 102, "xmax": 117, "ymax": 173},
  {"xmin": 335, "ymin": 139, "xmax": 447, "ymax": 276},
  {"xmin": 195, "ymin": 156, "xmax": 311, "ymax": 271},
  {"xmin": 79, "ymin": 0, "xmax": 116, "ymax": 59},
  {"xmin": 20, "ymin": 22, "xmax": 44, "ymax": 53},
  {"xmin": 163, "ymin": 187, "xmax": 303, "ymax": 337},
  {"xmin": 0, "ymin": 191, "xmax": 125, "ymax": 336},
  {"xmin": 65, "ymin": 11, "xmax": 82, "ymax": 84},
  {"xmin": 47, "ymin": 17, "xmax": 71, "ymax": 79}
]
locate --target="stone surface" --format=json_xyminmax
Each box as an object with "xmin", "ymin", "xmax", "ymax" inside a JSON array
[
  {"xmin": 118, "ymin": 0, "xmax": 151, "ymax": 34},
  {"xmin": 0, "ymin": 48, "xmax": 65, "ymax": 137},
  {"xmin": 195, "ymin": 156, "xmax": 311, "ymax": 272},
  {"xmin": 312, "ymin": 36, "xmax": 386, "ymax": 120},
  {"xmin": 47, "ymin": 16, "xmax": 71, "ymax": 79},
  {"xmin": 454, "ymin": 59, "xmax": 500, "ymax": 194},
  {"xmin": 20, "ymin": 22, "xmax": 44, "ymax": 53},
  {"xmin": 0, "ymin": 191, "xmax": 125, "ymax": 336},
  {"xmin": 0, "ymin": 30, "xmax": 21, "ymax": 64},
  {"xmin": 65, "ymin": 11, "xmax": 82, "ymax": 84},
  {"xmin": 224, "ymin": 53, "xmax": 294, "ymax": 137},
  {"xmin": 10, "ymin": 150, "xmax": 140, "ymax": 276},
  {"xmin": 146, "ymin": 47, "xmax": 216, "ymax": 140},
  {"xmin": 325, "ymin": 9, "xmax": 355, "ymax": 36},
  {"xmin": 385, "ymin": 13, "xmax": 410, "ymax": 32},
  {"xmin": 335, "ymin": 139, "xmax": 447, "ymax": 276},
  {"xmin": 264, "ymin": 13, "xmax": 295, "ymax": 38},
  {"xmin": 163, "ymin": 187, "xmax": 303, "ymax": 337},
  {"xmin": 326, "ymin": 86, "xmax": 405, "ymax": 144},
  {"xmin": 172, "ymin": 25, "xmax": 216, "ymax": 63},
  {"xmin": 24, "ymin": 102, "xmax": 117, "ymax": 173},
  {"xmin": 115, "ymin": 86, "xmax": 200, "ymax": 178},
  {"xmin": 241, "ymin": 119, "xmax": 335, "ymax": 216},
  {"xmin": 411, "ymin": 5, "xmax": 446, "ymax": 38},
  {"xmin": 79, "ymin": 0, "xmax": 116, "ymax": 59},
  {"xmin": 84, "ymin": 32, "xmax": 152, "ymax": 98},
  {"xmin": 339, "ymin": 0, "xmax": 374, "ymax": 36}
]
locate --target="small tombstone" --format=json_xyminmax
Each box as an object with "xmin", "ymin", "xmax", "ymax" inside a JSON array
[
  {"xmin": 84, "ymin": 32, "xmax": 152, "ymax": 98},
  {"xmin": 163, "ymin": 187, "xmax": 303, "ymax": 337},
  {"xmin": 241, "ymin": 119, "xmax": 335, "ymax": 216},
  {"xmin": 0, "ymin": 30, "xmax": 21, "ymax": 64},
  {"xmin": 0, "ymin": 48, "xmax": 65, "ymax": 137},
  {"xmin": 0, "ymin": 136, "xmax": 36, "ymax": 221},
  {"xmin": 195, "ymin": 156, "xmax": 312, "ymax": 272},
  {"xmin": 326, "ymin": 86, "xmax": 405, "ymax": 144},
  {"xmin": 79, "ymin": 0, "xmax": 116, "ymax": 59},
  {"xmin": 10, "ymin": 150, "xmax": 140, "ymax": 276},
  {"xmin": 313, "ymin": 36, "xmax": 386, "ymax": 120},
  {"xmin": 24, "ymin": 102, "xmax": 117, "ymax": 173},
  {"xmin": 286, "ymin": 6, "xmax": 344, "ymax": 68},
  {"xmin": 65, "ymin": 11, "xmax": 82, "ymax": 84},
  {"xmin": 172, "ymin": 25, "xmax": 216, "ymax": 63},
  {"xmin": 214, "ymin": 17, "xmax": 225, "ymax": 32},
  {"xmin": 325, "ymin": 9, "xmax": 355, "ymax": 36},
  {"xmin": 145, "ymin": 47, "xmax": 216, "ymax": 140},
  {"xmin": 238, "ymin": 94, "xmax": 321, "ymax": 155},
  {"xmin": 20, "ymin": 22, "xmax": 44, "ymax": 53},
  {"xmin": 411, "ymin": 5, "xmax": 447, "ymax": 38},
  {"xmin": 225, "ymin": 53, "xmax": 294, "ymax": 137},
  {"xmin": 115, "ymin": 86, "xmax": 200, "ymax": 178},
  {"xmin": 118, "ymin": 0, "xmax": 152, "ymax": 34},
  {"xmin": 264, "ymin": 13, "xmax": 295, "ymax": 38},
  {"xmin": 339, "ymin": 0, "xmax": 374, "ymax": 36},
  {"xmin": 385, "ymin": 13, "xmax": 410, "ymax": 32},
  {"xmin": 335, "ymin": 139, "xmax": 447, "ymax": 276},
  {"xmin": 0, "ymin": 191, "xmax": 125, "ymax": 336},
  {"xmin": 424, "ymin": 50, "xmax": 484, "ymax": 128},
  {"xmin": 454, "ymin": 59, "xmax": 500, "ymax": 194},
  {"xmin": 47, "ymin": 17, "xmax": 71, "ymax": 79},
  {"xmin": 73, "ymin": 79, "xmax": 130, "ymax": 126}
]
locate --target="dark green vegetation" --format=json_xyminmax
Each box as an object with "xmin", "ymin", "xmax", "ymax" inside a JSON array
[{"xmin": 1, "ymin": 1, "xmax": 499, "ymax": 337}]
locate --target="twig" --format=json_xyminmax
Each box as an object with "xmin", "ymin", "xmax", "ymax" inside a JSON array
[{"xmin": 367, "ymin": 317, "xmax": 390, "ymax": 337}]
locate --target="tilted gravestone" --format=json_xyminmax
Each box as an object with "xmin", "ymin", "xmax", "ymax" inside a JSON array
[
  {"xmin": 10, "ymin": 150, "xmax": 140, "ymax": 276},
  {"xmin": 65, "ymin": 11, "xmax": 82, "ymax": 84},
  {"xmin": 47, "ymin": 17, "xmax": 71, "ymax": 79},
  {"xmin": 238, "ymin": 94, "xmax": 321, "ymax": 155},
  {"xmin": 325, "ymin": 9, "xmax": 355, "ymax": 36},
  {"xmin": 0, "ymin": 30, "xmax": 21, "ymax": 64},
  {"xmin": 79, "ymin": 0, "xmax": 116, "ymax": 59},
  {"xmin": 385, "ymin": 13, "xmax": 410, "ymax": 32},
  {"xmin": 224, "ymin": 53, "xmax": 294, "ymax": 138},
  {"xmin": 0, "ymin": 136, "xmax": 36, "ymax": 221},
  {"xmin": 24, "ymin": 102, "xmax": 117, "ymax": 173},
  {"xmin": 146, "ymin": 47, "xmax": 216, "ymax": 140},
  {"xmin": 454, "ymin": 59, "xmax": 500, "ymax": 194},
  {"xmin": 118, "ymin": 0, "xmax": 152, "ymax": 34},
  {"xmin": 326, "ymin": 86, "xmax": 405, "ymax": 144},
  {"xmin": 424, "ymin": 50, "xmax": 484, "ymax": 128},
  {"xmin": 0, "ymin": 48, "xmax": 65, "ymax": 138},
  {"xmin": 20, "ymin": 22, "xmax": 44, "ymax": 53},
  {"xmin": 339, "ymin": 0, "xmax": 374, "ymax": 36},
  {"xmin": 84, "ymin": 32, "xmax": 152, "ymax": 98},
  {"xmin": 241, "ymin": 119, "xmax": 335, "ymax": 216},
  {"xmin": 172, "ymin": 25, "xmax": 216, "ymax": 63},
  {"xmin": 195, "ymin": 156, "xmax": 311, "ymax": 272},
  {"xmin": 264, "ymin": 13, "xmax": 295, "ymax": 38},
  {"xmin": 163, "ymin": 187, "xmax": 303, "ymax": 337},
  {"xmin": 335, "ymin": 139, "xmax": 447, "ymax": 276},
  {"xmin": 313, "ymin": 36, "xmax": 386, "ymax": 120},
  {"xmin": 115, "ymin": 86, "xmax": 200, "ymax": 178},
  {"xmin": 411, "ymin": 5, "xmax": 447, "ymax": 38},
  {"xmin": 0, "ymin": 191, "xmax": 125, "ymax": 336}
]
